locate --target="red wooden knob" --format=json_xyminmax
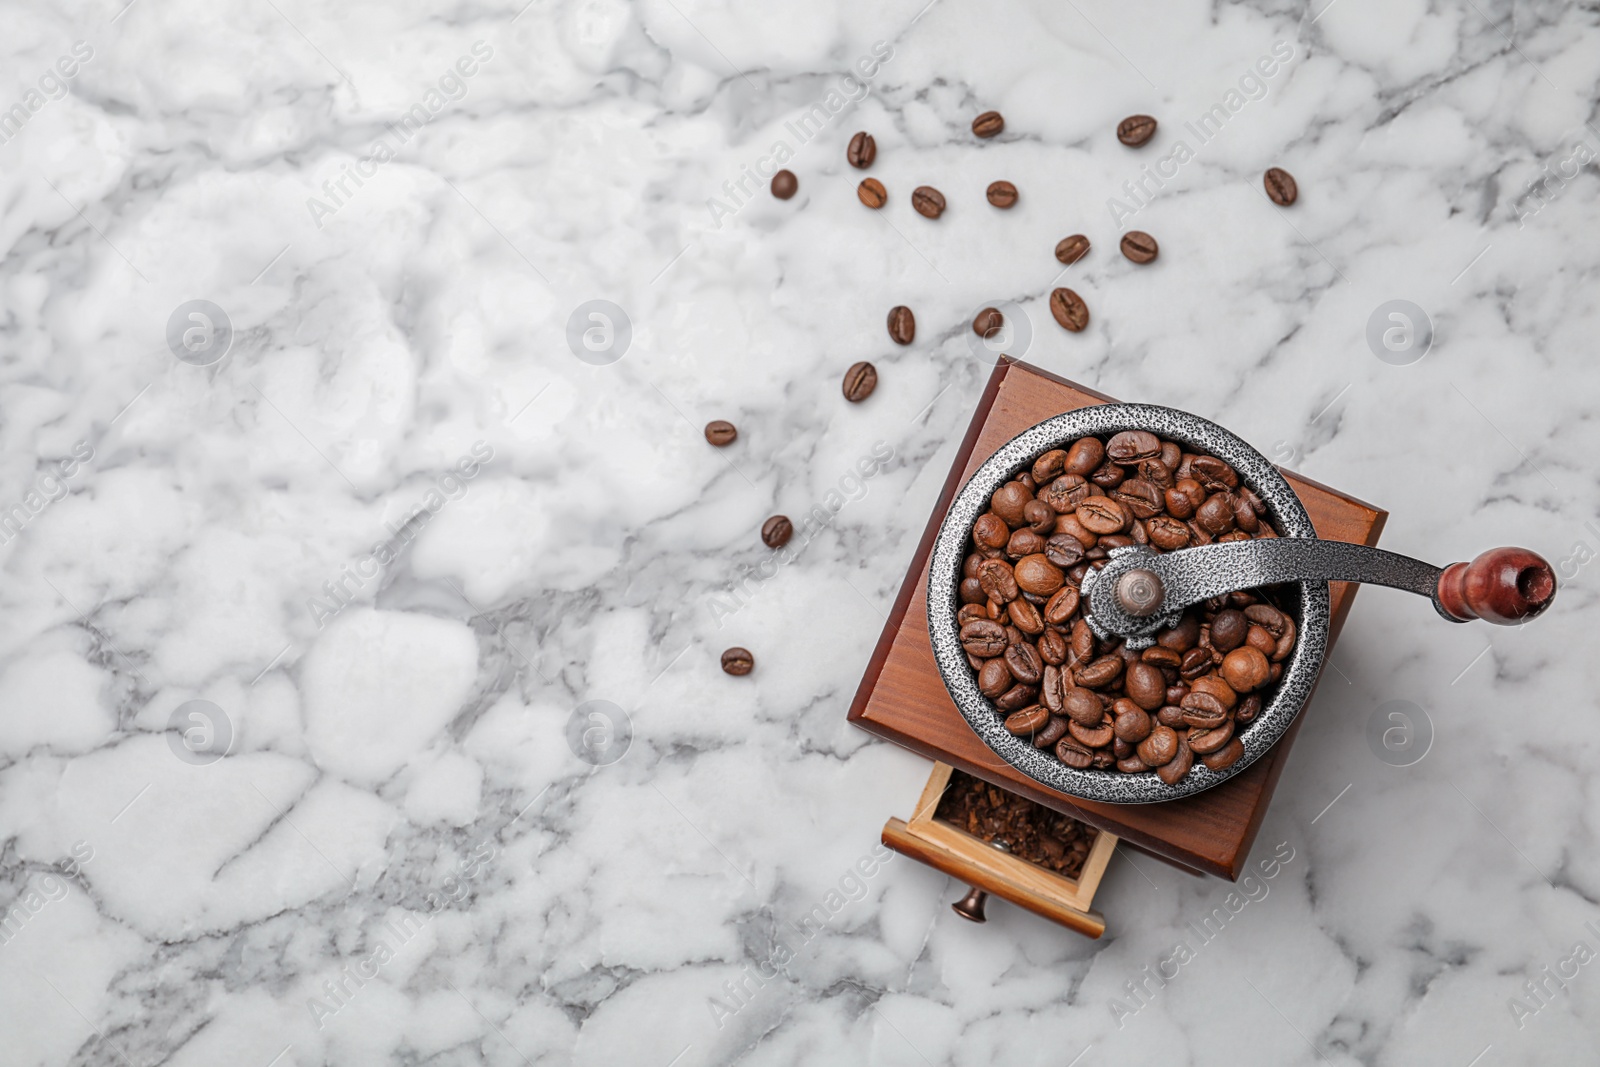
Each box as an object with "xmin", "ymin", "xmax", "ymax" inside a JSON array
[{"xmin": 1435, "ymin": 547, "xmax": 1556, "ymax": 624}]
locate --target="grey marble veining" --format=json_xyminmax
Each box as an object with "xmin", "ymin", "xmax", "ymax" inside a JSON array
[{"xmin": 0, "ymin": 1, "xmax": 1597, "ymax": 1065}]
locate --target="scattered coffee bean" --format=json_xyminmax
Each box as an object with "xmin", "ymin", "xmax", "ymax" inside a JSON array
[
  {"xmin": 1264, "ymin": 167, "xmax": 1298, "ymax": 206},
  {"xmin": 721, "ymin": 647, "xmax": 754, "ymax": 675},
  {"xmin": 761, "ymin": 515, "xmax": 793, "ymax": 549},
  {"xmin": 842, "ymin": 361, "xmax": 878, "ymax": 402},
  {"xmin": 847, "ymin": 131, "xmax": 876, "ymax": 169},
  {"xmin": 1117, "ymin": 114, "xmax": 1158, "ymax": 146},
  {"xmin": 771, "ymin": 170, "xmax": 798, "ymax": 199},
  {"xmin": 1120, "ymin": 231, "xmax": 1158, "ymax": 263},
  {"xmin": 987, "ymin": 181, "xmax": 1018, "ymax": 208},
  {"xmin": 1055, "ymin": 234, "xmax": 1090, "ymax": 265},
  {"xmin": 972, "ymin": 111, "xmax": 1004, "ymax": 138},
  {"xmin": 1049, "ymin": 288, "xmax": 1089, "ymax": 332},
  {"xmin": 973, "ymin": 307, "xmax": 1004, "ymax": 339},
  {"xmin": 962, "ymin": 431, "xmax": 1292, "ymax": 785},
  {"xmin": 912, "ymin": 186, "xmax": 946, "ymax": 218},
  {"xmin": 887, "ymin": 306, "xmax": 915, "ymax": 345},
  {"xmin": 858, "ymin": 177, "xmax": 887, "ymax": 209},
  {"xmin": 704, "ymin": 420, "xmax": 737, "ymax": 447}
]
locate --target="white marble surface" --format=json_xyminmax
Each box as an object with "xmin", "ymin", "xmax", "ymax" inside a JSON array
[{"xmin": 0, "ymin": 0, "xmax": 1597, "ymax": 1064}]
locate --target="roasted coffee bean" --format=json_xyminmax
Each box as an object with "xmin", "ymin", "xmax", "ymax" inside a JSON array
[
  {"xmin": 761, "ymin": 515, "xmax": 793, "ymax": 548},
  {"xmin": 1006, "ymin": 528, "xmax": 1045, "ymax": 559},
  {"xmin": 1049, "ymin": 287, "xmax": 1089, "ymax": 332},
  {"xmin": 770, "ymin": 170, "xmax": 798, "ymax": 199},
  {"xmin": 1245, "ymin": 624, "xmax": 1277, "ymax": 657},
  {"xmin": 1138, "ymin": 457, "xmax": 1175, "ymax": 489},
  {"xmin": 959, "ymin": 578, "xmax": 985, "ymax": 605},
  {"xmin": 1014, "ymin": 554, "xmax": 1065, "ymax": 596},
  {"xmin": 1201, "ymin": 738, "xmax": 1245, "ymax": 771},
  {"xmin": 958, "ymin": 604, "xmax": 988, "ymax": 628},
  {"xmin": 1112, "ymin": 479, "xmax": 1163, "ymax": 519},
  {"xmin": 1113, "ymin": 700, "xmax": 1153, "ymax": 743},
  {"xmin": 1146, "ymin": 515, "xmax": 1191, "ymax": 550},
  {"xmin": 704, "ymin": 420, "xmax": 737, "ymax": 447},
  {"xmin": 1034, "ymin": 715, "xmax": 1069, "ymax": 748},
  {"xmin": 1055, "ymin": 234, "xmax": 1091, "ymax": 265},
  {"xmin": 987, "ymin": 180, "xmax": 1018, "ymax": 208},
  {"xmin": 1180, "ymin": 646, "xmax": 1213, "ymax": 680},
  {"xmin": 1235, "ymin": 694, "xmax": 1262, "ymax": 724},
  {"xmin": 1163, "ymin": 484, "xmax": 1197, "ymax": 520},
  {"xmin": 887, "ymin": 305, "xmax": 915, "ymax": 345},
  {"xmin": 1008, "ymin": 597, "xmax": 1045, "ymax": 635},
  {"xmin": 1222, "ymin": 647, "xmax": 1271, "ymax": 691},
  {"xmin": 911, "ymin": 186, "xmax": 946, "ymax": 218},
  {"xmin": 1234, "ymin": 496, "xmax": 1260, "ymax": 533},
  {"xmin": 847, "ymin": 131, "xmax": 877, "ymax": 169},
  {"xmin": 1040, "ymin": 664, "xmax": 1067, "ymax": 712},
  {"xmin": 978, "ymin": 560, "xmax": 1020, "ymax": 603},
  {"xmin": 973, "ymin": 513, "xmax": 1009, "ymax": 549},
  {"xmin": 1210, "ymin": 609, "xmax": 1247, "ymax": 652},
  {"xmin": 991, "ymin": 481, "xmax": 1032, "ymax": 525},
  {"xmin": 1038, "ymin": 627, "xmax": 1068, "ymax": 666},
  {"xmin": 1107, "ymin": 431, "xmax": 1161, "ymax": 465},
  {"xmin": 842, "ymin": 361, "xmax": 877, "ymax": 401},
  {"xmin": 1157, "ymin": 704, "xmax": 1188, "ymax": 728},
  {"xmin": 1032, "ymin": 450, "xmax": 1068, "ymax": 484},
  {"xmin": 1005, "ymin": 641, "xmax": 1043, "ymax": 685},
  {"xmin": 1069, "ymin": 718, "xmax": 1115, "ymax": 748},
  {"xmin": 1190, "ymin": 674, "xmax": 1238, "ymax": 709},
  {"xmin": 721, "ymin": 647, "xmax": 754, "ymax": 675},
  {"xmin": 1056, "ymin": 738, "xmax": 1094, "ymax": 769},
  {"xmin": 1116, "ymin": 754, "xmax": 1149, "ymax": 773},
  {"xmin": 1136, "ymin": 724, "xmax": 1179, "ymax": 766},
  {"xmin": 1158, "ymin": 615, "xmax": 1201, "ymax": 652},
  {"xmin": 996, "ymin": 684, "xmax": 1039, "ymax": 712},
  {"xmin": 1191, "ymin": 455, "xmax": 1238, "ymax": 489},
  {"xmin": 960, "ymin": 619, "xmax": 1008, "ymax": 657},
  {"xmin": 1196, "ymin": 492, "xmax": 1237, "ymax": 535},
  {"xmin": 1156, "ymin": 738, "xmax": 1194, "ymax": 784},
  {"xmin": 1064, "ymin": 437, "xmax": 1105, "ymax": 477},
  {"xmin": 1187, "ymin": 721, "xmax": 1234, "ymax": 755},
  {"xmin": 1061, "ymin": 685, "xmax": 1103, "ymax": 726},
  {"xmin": 858, "ymin": 177, "xmax": 887, "ymax": 208},
  {"xmin": 1069, "ymin": 619, "xmax": 1096, "ymax": 665},
  {"xmin": 1039, "ymin": 474, "xmax": 1089, "ymax": 512},
  {"xmin": 1141, "ymin": 645, "xmax": 1182, "ymax": 670},
  {"xmin": 1117, "ymin": 114, "xmax": 1157, "ymax": 147},
  {"xmin": 972, "ymin": 110, "xmax": 1004, "ymax": 138},
  {"xmin": 1005, "ymin": 705, "xmax": 1051, "ymax": 736},
  {"xmin": 973, "ymin": 307, "xmax": 1004, "ymax": 339},
  {"xmin": 1044, "ymin": 533, "xmax": 1086, "ymax": 569},
  {"xmin": 1264, "ymin": 166, "xmax": 1297, "ymax": 206},
  {"xmin": 1089, "ymin": 460, "xmax": 1126, "ymax": 489},
  {"xmin": 1076, "ymin": 497, "xmax": 1129, "ymax": 535},
  {"xmin": 1120, "ymin": 230, "xmax": 1158, "ymax": 263},
  {"xmin": 1023, "ymin": 499, "xmax": 1057, "ymax": 534},
  {"xmin": 1044, "ymin": 585, "xmax": 1080, "ymax": 626},
  {"xmin": 1180, "ymin": 692, "xmax": 1228, "ymax": 729},
  {"xmin": 1124, "ymin": 660, "xmax": 1167, "ymax": 711},
  {"xmin": 979, "ymin": 657, "xmax": 1013, "ymax": 698},
  {"xmin": 1076, "ymin": 654, "xmax": 1124, "ymax": 689},
  {"xmin": 1244, "ymin": 603, "xmax": 1287, "ymax": 636},
  {"xmin": 963, "ymin": 554, "xmax": 984, "ymax": 580},
  {"xmin": 1017, "ymin": 472, "xmax": 1037, "ymax": 492}
]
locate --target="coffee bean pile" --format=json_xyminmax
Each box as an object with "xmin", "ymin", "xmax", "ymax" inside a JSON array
[
  {"xmin": 935, "ymin": 769, "xmax": 1097, "ymax": 877},
  {"xmin": 957, "ymin": 431, "xmax": 1297, "ymax": 784}
]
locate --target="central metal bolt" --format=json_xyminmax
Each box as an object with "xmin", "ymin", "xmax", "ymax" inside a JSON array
[{"xmin": 1115, "ymin": 568, "xmax": 1165, "ymax": 617}]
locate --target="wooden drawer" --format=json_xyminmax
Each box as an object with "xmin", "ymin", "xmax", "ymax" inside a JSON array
[{"xmin": 882, "ymin": 761, "xmax": 1118, "ymax": 938}]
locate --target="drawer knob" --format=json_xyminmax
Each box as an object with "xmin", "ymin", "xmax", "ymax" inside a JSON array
[{"xmin": 950, "ymin": 839, "xmax": 1011, "ymax": 923}]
